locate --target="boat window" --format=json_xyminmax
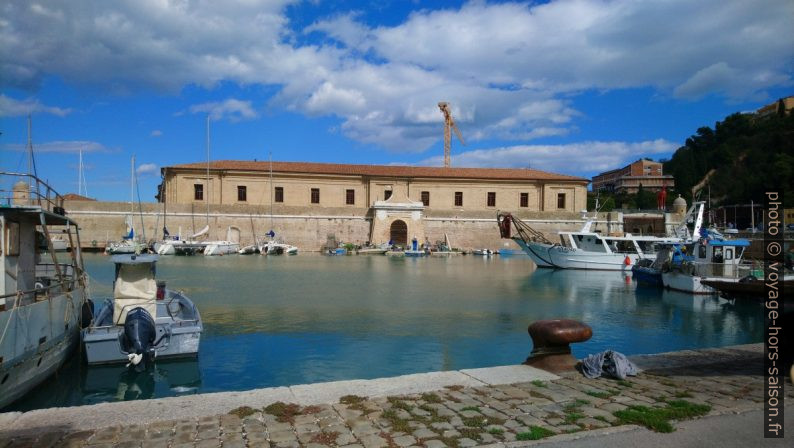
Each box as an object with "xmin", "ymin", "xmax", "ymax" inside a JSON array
[
  {"xmin": 736, "ymin": 247, "xmax": 745, "ymax": 259},
  {"xmin": 577, "ymin": 235, "xmax": 583, "ymax": 242},
  {"xmin": 725, "ymin": 248, "xmax": 733, "ymax": 260},
  {"xmin": 698, "ymin": 245, "xmax": 706, "ymax": 259},
  {"xmin": 712, "ymin": 247, "xmax": 724, "ymax": 263}
]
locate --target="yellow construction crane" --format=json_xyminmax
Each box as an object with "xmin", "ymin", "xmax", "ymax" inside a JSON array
[{"xmin": 438, "ymin": 102, "xmax": 465, "ymax": 168}]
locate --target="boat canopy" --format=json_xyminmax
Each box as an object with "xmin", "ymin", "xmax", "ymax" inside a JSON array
[
  {"xmin": 112, "ymin": 254, "xmax": 158, "ymax": 325},
  {"xmin": 706, "ymin": 239, "xmax": 750, "ymax": 247}
]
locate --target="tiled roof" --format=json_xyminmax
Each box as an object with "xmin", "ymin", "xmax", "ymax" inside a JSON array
[
  {"xmin": 62, "ymin": 193, "xmax": 96, "ymax": 201},
  {"xmin": 165, "ymin": 160, "xmax": 588, "ymax": 182}
]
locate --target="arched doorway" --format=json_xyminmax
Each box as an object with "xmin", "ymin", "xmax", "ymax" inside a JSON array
[{"xmin": 390, "ymin": 220, "xmax": 408, "ymax": 246}]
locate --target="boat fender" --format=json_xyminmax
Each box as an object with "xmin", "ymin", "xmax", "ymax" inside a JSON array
[
  {"xmin": 122, "ymin": 307, "xmax": 156, "ymax": 371},
  {"xmin": 624, "ymin": 256, "xmax": 631, "ymax": 266},
  {"xmin": 80, "ymin": 299, "xmax": 94, "ymax": 329}
]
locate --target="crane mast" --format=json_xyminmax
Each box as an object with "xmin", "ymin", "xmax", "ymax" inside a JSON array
[{"xmin": 438, "ymin": 102, "xmax": 465, "ymax": 168}]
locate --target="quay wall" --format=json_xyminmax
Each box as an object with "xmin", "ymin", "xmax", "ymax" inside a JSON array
[{"xmin": 62, "ymin": 200, "xmax": 624, "ymax": 251}]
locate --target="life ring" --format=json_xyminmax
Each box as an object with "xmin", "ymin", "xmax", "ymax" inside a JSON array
[{"xmin": 91, "ymin": 240, "xmax": 98, "ymax": 247}]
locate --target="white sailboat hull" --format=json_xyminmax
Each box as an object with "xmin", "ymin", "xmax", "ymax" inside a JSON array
[
  {"xmin": 204, "ymin": 241, "xmax": 240, "ymax": 256},
  {"xmin": 515, "ymin": 239, "xmax": 638, "ymax": 270}
]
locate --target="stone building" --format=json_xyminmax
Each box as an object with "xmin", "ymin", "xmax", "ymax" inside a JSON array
[
  {"xmin": 158, "ymin": 160, "xmax": 589, "ymax": 247},
  {"xmin": 591, "ymin": 159, "xmax": 674, "ymax": 194}
]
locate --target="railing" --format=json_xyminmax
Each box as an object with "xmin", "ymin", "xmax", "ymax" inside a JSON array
[
  {"xmin": 0, "ymin": 172, "xmax": 65, "ymax": 214},
  {"xmin": 675, "ymin": 261, "xmax": 763, "ymax": 280}
]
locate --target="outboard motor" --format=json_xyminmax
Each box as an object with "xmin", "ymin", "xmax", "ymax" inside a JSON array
[{"xmin": 122, "ymin": 307, "xmax": 156, "ymax": 372}]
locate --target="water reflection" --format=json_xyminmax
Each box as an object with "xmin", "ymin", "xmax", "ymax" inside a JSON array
[{"xmin": 7, "ymin": 254, "xmax": 764, "ymax": 411}]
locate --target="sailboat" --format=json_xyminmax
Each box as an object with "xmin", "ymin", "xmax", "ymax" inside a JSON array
[
  {"xmin": 257, "ymin": 155, "xmax": 298, "ymax": 255},
  {"xmin": 201, "ymin": 116, "xmax": 240, "ymax": 256},
  {"xmin": 106, "ymin": 156, "xmax": 147, "ymax": 255}
]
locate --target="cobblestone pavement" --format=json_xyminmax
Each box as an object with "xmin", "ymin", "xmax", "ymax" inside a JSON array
[{"xmin": 1, "ymin": 346, "xmax": 791, "ymax": 447}]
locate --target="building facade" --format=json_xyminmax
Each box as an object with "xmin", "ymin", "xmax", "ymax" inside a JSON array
[
  {"xmin": 159, "ymin": 160, "xmax": 589, "ymax": 246},
  {"xmin": 591, "ymin": 159, "xmax": 674, "ymax": 194}
]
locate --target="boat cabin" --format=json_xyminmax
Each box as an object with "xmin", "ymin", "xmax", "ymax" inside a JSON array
[
  {"xmin": 1, "ymin": 180, "xmax": 83, "ymax": 312},
  {"xmin": 684, "ymin": 238, "xmax": 750, "ymax": 277}
]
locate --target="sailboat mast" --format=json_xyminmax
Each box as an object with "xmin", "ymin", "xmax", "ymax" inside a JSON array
[
  {"xmin": 269, "ymin": 152, "xmax": 273, "ymax": 230},
  {"xmin": 130, "ymin": 155, "xmax": 134, "ymax": 215},
  {"xmin": 206, "ymin": 115, "xmax": 210, "ymax": 226}
]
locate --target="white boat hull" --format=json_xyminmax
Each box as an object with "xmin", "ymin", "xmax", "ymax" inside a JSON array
[
  {"xmin": 0, "ymin": 290, "xmax": 84, "ymax": 408},
  {"xmin": 515, "ymin": 239, "xmax": 639, "ymax": 270},
  {"xmin": 662, "ymin": 271, "xmax": 718, "ymax": 294},
  {"xmin": 204, "ymin": 241, "xmax": 240, "ymax": 256}
]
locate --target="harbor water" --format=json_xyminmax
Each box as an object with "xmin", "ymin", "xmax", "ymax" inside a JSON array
[{"xmin": 6, "ymin": 253, "xmax": 764, "ymax": 411}]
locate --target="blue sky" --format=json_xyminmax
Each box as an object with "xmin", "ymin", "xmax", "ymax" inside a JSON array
[{"xmin": 1, "ymin": 0, "xmax": 792, "ymax": 201}]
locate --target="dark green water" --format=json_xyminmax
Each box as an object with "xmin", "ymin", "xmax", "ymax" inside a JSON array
[{"xmin": 6, "ymin": 253, "xmax": 764, "ymax": 411}]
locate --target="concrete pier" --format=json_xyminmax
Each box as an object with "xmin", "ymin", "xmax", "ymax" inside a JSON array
[{"xmin": 1, "ymin": 343, "xmax": 790, "ymax": 447}]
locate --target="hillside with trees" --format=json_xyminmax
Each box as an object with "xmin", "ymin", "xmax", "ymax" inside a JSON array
[{"xmin": 663, "ymin": 108, "xmax": 793, "ymax": 207}]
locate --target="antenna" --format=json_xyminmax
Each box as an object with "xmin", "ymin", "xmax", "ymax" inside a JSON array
[{"xmin": 206, "ymin": 114, "xmax": 210, "ymax": 225}]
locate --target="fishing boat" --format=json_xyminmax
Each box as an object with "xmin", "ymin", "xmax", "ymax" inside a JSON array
[
  {"xmin": 660, "ymin": 230, "xmax": 753, "ymax": 294},
  {"xmin": 261, "ymin": 240, "xmax": 298, "ymax": 255},
  {"xmin": 82, "ymin": 254, "xmax": 202, "ymax": 370},
  {"xmin": 471, "ymin": 249, "xmax": 495, "ymax": 256},
  {"xmin": 498, "ymin": 202, "xmax": 704, "ymax": 271},
  {"xmin": 1, "ymin": 172, "xmax": 89, "ymax": 409},
  {"xmin": 238, "ymin": 244, "xmax": 259, "ymax": 254},
  {"xmin": 356, "ymin": 243, "xmax": 390, "ymax": 255}
]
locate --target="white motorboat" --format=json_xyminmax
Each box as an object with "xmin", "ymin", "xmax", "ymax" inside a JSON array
[
  {"xmin": 259, "ymin": 240, "xmax": 298, "ymax": 255},
  {"xmin": 238, "ymin": 245, "xmax": 259, "ymax": 254},
  {"xmin": 1, "ymin": 172, "xmax": 89, "ymax": 409},
  {"xmin": 499, "ymin": 202, "xmax": 704, "ymax": 271},
  {"xmin": 660, "ymin": 231, "xmax": 753, "ymax": 294},
  {"xmin": 82, "ymin": 254, "xmax": 202, "ymax": 369}
]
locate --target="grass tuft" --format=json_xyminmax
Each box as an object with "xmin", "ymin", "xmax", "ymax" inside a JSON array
[
  {"xmin": 263, "ymin": 402, "xmax": 302, "ymax": 423},
  {"xmin": 516, "ymin": 426, "xmax": 555, "ymax": 441},
  {"xmin": 530, "ymin": 380, "xmax": 547, "ymax": 388},
  {"xmin": 585, "ymin": 390, "xmax": 614, "ymax": 399},
  {"xmin": 228, "ymin": 406, "xmax": 257, "ymax": 419},
  {"xmin": 461, "ymin": 406, "xmax": 481, "ymax": 412},
  {"xmin": 340, "ymin": 395, "xmax": 367, "ymax": 405},
  {"xmin": 421, "ymin": 393, "xmax": 443, "ymax": 404},
  {"xmin": 310, "ymin": 431, "xmax": 339, "ymax": 445},
  {"xmin": 613, "ymin": 400, "xmax": 711, "ymax": 433}
]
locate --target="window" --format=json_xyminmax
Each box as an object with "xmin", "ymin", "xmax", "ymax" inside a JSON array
[
  {"xmin": 454, "ymin": 191, "xmax": 463, "ymax": 207},
  {"xmin": 487, "ymin": 192, "xmax": 496, "ymax": 207},
  {"xmin": 384, "ymin": 190, "xmax": 392, "ymax": 200},
  {"xmin": 237, "ymin": 185, "xmax": 247, "ymax": 202},
  {"xmin": 194, "ymin": 184, "xmax": 204, "ymax": 201},
  {"xmin": 421, "ymin": 191, "xmax": 430, "ymax": 206},
  {"xmin": 274, "ymin": 187, "xmax": 284, "ymax": 203},
  {"xmin": 520, "ymin": 192, "xmax": 529, "ymax": 208},
  {"xmin": 557, "ymin": 193, "xmax": 566, "ymax": 209},
  {"xmin": 346, "ymin": 189, "xmax": 355, "ymax": 205},
  {"xmin": 311, "ymin": 188, "xmax": 320, "ymax": 204}
]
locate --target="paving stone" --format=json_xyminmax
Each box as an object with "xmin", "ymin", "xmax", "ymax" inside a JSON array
[
  {"xmin": 335, "ymin": 432, "xmax": 358, "ymax": 446},
  {"xmin": 247, "ymin": 431, "xmax": 269, "ymax": 444},
  {"xmin": 392, "ymin": 435, "xmax": 417, "ymax": 447},
  {"xmin": 295, "ymin": 423, "xmax": 321, "ymax": 434},
  {"xmin": 457, "ymin": 438, "xmax": 478, "ymax": 447},
  {"xmin": 412, "ymin": 428, "xmax": 437, "ymax": 439},
  {"xmin": 577, "ymin": 417, "xmax": 611, "ymax": 429},
  {"xmin": 223, "ymin": 441, "xmax": 246, "ymax": 448},
  {"xmin": 269, "ymin": 430, "xmax": 298, "ymax": 443},
  {"xmin": 441, "ymin": 429, "xmax": 460, "ymax": 438},
  {"xmin": 359, "ymin": 434, "xmax": 387, "ymax": 448},
  {"xmin": 266, "ymin": 422, "xmax": 294, "ymax": 433},
  {"xmin": 424, "ymin": 439, "xmax": 447, "ymax": 448},
  {"xmin": 274, "ymin": 441, "xmax": 301, "ymax": 448},
  {"xmin": 194, "ymin": 438, "xmax": 219, "ymax": 448}
]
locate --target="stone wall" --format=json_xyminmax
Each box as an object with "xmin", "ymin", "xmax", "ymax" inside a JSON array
[{"xmin": 63, "ymin": 200, "xmax": 621, "ymax": 252}]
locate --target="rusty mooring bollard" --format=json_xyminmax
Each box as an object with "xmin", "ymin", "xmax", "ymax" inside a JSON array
[{"xmin": 524, "ymin": 319, "xmax": 592, "ymax": 372}]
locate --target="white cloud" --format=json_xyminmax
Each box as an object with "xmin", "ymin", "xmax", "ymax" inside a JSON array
[
  {"xmin": 416, "ymin": 139, "xmax": 678, "ymax": 176},
  {"xmin": 1, "ymin": 0, "xmax": 791, "ymax": 151},
  {"xmin": 0, "ymin": 94, "xmax": 72, "ymax": 117},
  {"xmin": 189, "ymin": 98, "xmax": 258, "ymax": 121},
  {"xmin": 1, "ymin": 140, "xmax": 108, "ymax": 153},
  {"xmin": 136, "ymin": 163, "xmax": 158, "ymax": 176},
  {"xmin": 150, "ymin": 129, "xmax": 162, "ymax": 137}
]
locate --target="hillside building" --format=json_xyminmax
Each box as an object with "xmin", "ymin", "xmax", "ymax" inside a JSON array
[{"xmin": 591, "ymin": 159, "xmax": 674, "ymax": 194}]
